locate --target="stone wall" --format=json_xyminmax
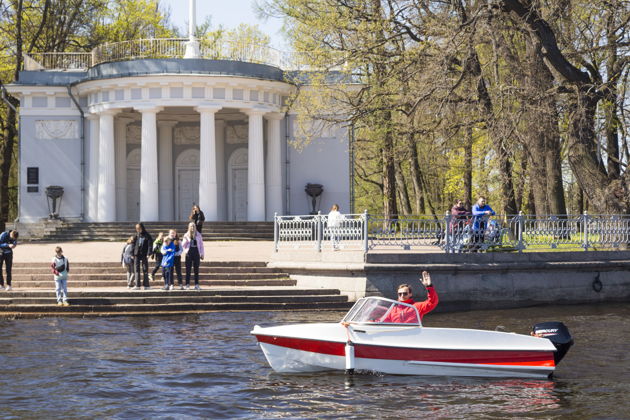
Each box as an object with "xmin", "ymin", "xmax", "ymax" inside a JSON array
[{"xmin": 269, "ymin": 250, "xmax": 630, "ymax": 312}]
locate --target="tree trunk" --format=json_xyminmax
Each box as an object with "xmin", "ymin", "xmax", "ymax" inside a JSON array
[
  {"xmin": 405, "ymin": 132, "xmax": 424, "ymax": 214},
  {"xmin": 382, "ymin": 128, "xmax": 398, "ymax": 218},
  {"xmin": 395, "ymin": 161, "xmax": 412, "ymax": 215},
  {"xmin": 463, "ymin": 127, "xmax": 473, "ymax": 208}
]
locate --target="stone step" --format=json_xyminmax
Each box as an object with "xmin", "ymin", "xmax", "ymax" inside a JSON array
[
  {"xmin": 0, "ymin": 294, "xmax": 348, "ymax": 305},
  {"xmin": 24, "ymin": 221, "xmax": 275, "ymax": 242},
  {"xmin": 0, "ymin": 300, "xmax": 353, "ymax": 317},
  {"xmin": 46, "ymin": 227, "xmax": 273, "ymax": 232},
  {"xmin": 11, "ymin": 266, "xmax": 283, "ymax": 274},
  {"xmin": 0, "ymin": 288, "xmax": 341, "ymax": 297},
  {"xmin": 12, "ymin": 261, "xmax": 268, "ymax": 268},
  {"xmin": 8, "ymin": 279, "xmax": 296, "ymax": 288},
  {"xmin": 55, "ymin": 222, "xmax": 273, "ymax": 227},
  {"xmin": 37, "ymin": 236, "xmax": 272, "ymax": 242},
  {"xmin": 11, "ymin": 273, "xmax": 290, "ymax": 281}
]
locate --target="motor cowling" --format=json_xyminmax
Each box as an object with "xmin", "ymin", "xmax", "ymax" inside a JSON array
[{"xmin": 532, "ymin": 321, "xmax": 574, "ymax": 364}]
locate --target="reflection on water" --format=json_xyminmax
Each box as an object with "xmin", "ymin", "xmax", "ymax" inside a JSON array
[{"xmin": 0, "ymin": 303, "xmax": 628, "ymax": 419}]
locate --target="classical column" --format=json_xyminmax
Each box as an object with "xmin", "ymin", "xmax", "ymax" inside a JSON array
[
  {"xmin": 115, "ymin": 117, "xmax": 134, "ymax": 222},
  {"xmin": 245, "ymin": 109, "xmax": 266, "ymax": 221},
  {"xmin": 138, "ymin": 107, "xmax": 162, "ymax": 221},
  {"xmin": 87, "ymin": 114, "xmax": 99, "ymax": 222},
  {"xmin": 158, "ymin": 121, "xmax": 177, "ymax": 221},
  {"xmin": 196, "ymin": 105, "xmax": 222, "ymax": 221},
  {"xmin": 265, "ymin": 113, "xmax": 283, "ymax": 219},
  {"xmin": 97, "ymin": 110, "xmax": 118, "ymax": 222},
  {"xmin": 215, "ymin": 119, "xmax": 226, "ymax": 220}
]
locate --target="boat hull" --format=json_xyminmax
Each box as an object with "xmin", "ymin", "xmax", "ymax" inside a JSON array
[{"xmin": 252, "ymin": 323, "xmax": 557, "ymax": 378}]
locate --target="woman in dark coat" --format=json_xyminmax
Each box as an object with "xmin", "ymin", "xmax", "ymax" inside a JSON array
[
  {"xmin": 189, "ymin": 205, "xmax": 205, "ymax": 234},
  {"xmin": 132, "ymin": 223, "xmax": 153, "ymax": 289}
]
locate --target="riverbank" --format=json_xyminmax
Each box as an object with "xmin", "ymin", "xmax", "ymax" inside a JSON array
[{"xmin": 7, "ymin": 241, "xmax": 630, "ymax": 314}]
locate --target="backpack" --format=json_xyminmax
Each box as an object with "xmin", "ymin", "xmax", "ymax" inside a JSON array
[{"xmin": 55, "ymin": 257, "xmax": 67, "ymax": 273}]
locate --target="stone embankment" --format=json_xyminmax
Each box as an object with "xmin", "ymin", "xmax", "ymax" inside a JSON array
[{"xmin": 270, "ymin": 249, "xmax": 630, "ymax": 311}]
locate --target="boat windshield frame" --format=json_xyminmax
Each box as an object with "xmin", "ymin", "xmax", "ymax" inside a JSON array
[{"xmin": 341, "ymin": 296, "xmax": 422, "ymax": 327}]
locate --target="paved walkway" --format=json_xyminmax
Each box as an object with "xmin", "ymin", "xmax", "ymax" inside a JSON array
[{"xmin": 13, "ymin": 241, "xmax": 276, "ymax": 263}]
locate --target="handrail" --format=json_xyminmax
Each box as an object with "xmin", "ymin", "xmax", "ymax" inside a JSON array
[
  {"xmin": 274, "ymin": 211, "xmax": 630, "ymax": 253},
  {"xmin": 23, "ymin": 38, "xmax": 314, "ymax": 71}
]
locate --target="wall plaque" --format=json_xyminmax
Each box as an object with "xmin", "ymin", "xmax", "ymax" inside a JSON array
[{"xmin": 35, "ymin": 120, "xmax": 78, "ymax": 139}]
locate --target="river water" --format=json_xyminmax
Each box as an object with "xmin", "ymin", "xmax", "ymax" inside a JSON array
[{"xmin": 1, "ymin": 303, "xmax": 628, "ymax": 419}]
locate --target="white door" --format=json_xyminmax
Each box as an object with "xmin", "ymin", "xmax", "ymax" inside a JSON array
[
  {"xmin": 232, "ymin": 167, "xmax": 248, "ymax": 221},
  {"xmin": 178, "ymin": 169, "xmax": 199, "ymax": 220},
  {"xmin": 126, "ymin": 168, "xmax": 140, "ymax": 221}
]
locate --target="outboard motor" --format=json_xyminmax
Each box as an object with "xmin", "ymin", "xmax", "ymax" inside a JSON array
[{"xmin": 532, "ymin": 322, "xmax": 574, "ymax": 364}]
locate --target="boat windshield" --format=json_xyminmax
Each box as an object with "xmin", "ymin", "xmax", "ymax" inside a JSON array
[{"xmin": 341, "ymin": 297, "xmax": 421, "ymax": 326}]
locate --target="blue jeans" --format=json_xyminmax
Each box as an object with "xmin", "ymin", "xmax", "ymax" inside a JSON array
[
  {"xmin": 162, "ymin": 266, "xmax": 173, "ymax": 287},
  {"xmin": 55, "ymin": 277, "xmax": 68, "ymax": 303}
]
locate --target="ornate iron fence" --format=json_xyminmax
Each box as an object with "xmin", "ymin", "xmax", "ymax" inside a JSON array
[
  {"xmin": 24, "ymin": 52, "xmax": 92, "ymax": 70},
  {"xmin": 274, "ymin": 212, "xmax": 630, "ymax": 253},
  {"xmin": 274, "ymin": 212, "xmax": 367, "ymax": 251}
]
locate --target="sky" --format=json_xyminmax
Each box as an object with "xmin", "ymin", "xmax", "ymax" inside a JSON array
[{"xmin": 160, "ymin": 0, "xmax": 288, "ymax": 50}]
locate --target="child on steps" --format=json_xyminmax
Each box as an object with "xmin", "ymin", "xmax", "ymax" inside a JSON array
[{"xmin": 51, "ymin": 246, "xmax": 70, "ymax": 306}]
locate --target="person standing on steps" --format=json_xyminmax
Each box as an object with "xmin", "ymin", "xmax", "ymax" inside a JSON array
[
  {"xmin": 168, "ymin": 229, "xmax": 183, "ymax": 290},
  {"xmin": 0, "ymin": 229, "xmax": 18, "ymax": 291},
  {"xmin": 121, "ymin": 236, "xmax": 136, "ymax": 288},
  {"xmin": 182, "ymin": 222, "xmax": 204, "ymax": 290},
  {"xmin": 132, "ymin": 223, "xmax": 153, "ymax": 290},
  {"xmin": 149, "ymin": 232, "xmax": 164, "ymax": 282},
  {"xmin": 161, "ymin": 237, "xmax": 176, "ymax": 291},
  {"xmin": 51, "ymin": 246, "xmax": 70, "ymax": 306},
  {"xmin": 189, "ymin": 205, "xmax": 205, "ymax": 234}
]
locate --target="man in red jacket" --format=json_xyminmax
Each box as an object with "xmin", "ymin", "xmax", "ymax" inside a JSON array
[{"xmin": 381, "ymin": 271, "xmax": 439, "ymax": 324}]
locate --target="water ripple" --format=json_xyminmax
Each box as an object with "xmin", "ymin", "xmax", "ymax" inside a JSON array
[{"xmin": 0, "ymin": 304, "xmax": 628, "ymax": 418}]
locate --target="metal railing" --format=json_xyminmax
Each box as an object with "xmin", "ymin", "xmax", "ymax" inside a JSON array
[
  {"xmin": 23, "ymin": 38, "xmax": 314, "ymax": 71},
  {"xmin": 274, "ymin": 211, "xmax": 368, "ymax": 252},
  {"xmin": 274, "ymin": 211, "xmax": 630, "ymax": 253},
  {"xmin": 24, "ymin": 52, "xmax": 92, "ymax": 71}
]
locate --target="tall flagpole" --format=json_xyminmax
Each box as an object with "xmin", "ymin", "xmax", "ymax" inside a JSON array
[{"xmin": 184, "ymin": 0, "xmax": 200, "ymax": 58}]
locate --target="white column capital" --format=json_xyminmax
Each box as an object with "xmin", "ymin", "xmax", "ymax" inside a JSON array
[
  {"xmin": 195, "ymin": 104, "xmax": 222, "ymax": 114},
  {"xmin": 242, "ymin": 107, "xmax": 269, "ymax": 117},
  {"xmin": 86, "ymin": 113, "xmax": 99, "ymax": 121},
  {"xmin": 135, "ymin": 106, "xmax": 163, "ymax": 114},
  {"xmin": 265, "ymin": 112, "xmax": 284, "ymax": 121}
]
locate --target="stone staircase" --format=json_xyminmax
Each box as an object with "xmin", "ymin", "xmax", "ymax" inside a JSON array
[
  {"xmin": 0, "ymin": 261, "xmax": 352, "ymax": 317},
  {"xmin": 17, "ymin": 221, "xmax": 274, "ymax": 242}
]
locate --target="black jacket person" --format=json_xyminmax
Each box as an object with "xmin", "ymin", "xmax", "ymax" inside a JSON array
[{"xmin": 132, "ymin": 223, "xmax": 153, "ymax": 289}]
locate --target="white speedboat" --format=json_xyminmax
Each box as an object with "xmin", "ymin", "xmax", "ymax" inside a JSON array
[{"xmin": 251, "ymin": 296, "xmax": 573, "ymax": 378}]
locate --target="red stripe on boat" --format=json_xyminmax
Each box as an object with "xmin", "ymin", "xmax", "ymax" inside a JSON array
[{"xmin": 255, "ymin": 335, "xmax": 555, "ymax": 367}]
